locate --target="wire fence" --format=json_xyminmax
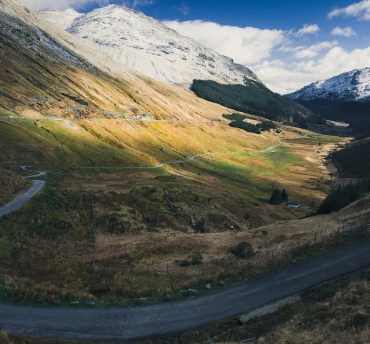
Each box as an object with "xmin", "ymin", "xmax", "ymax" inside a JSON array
[
  {"xmin": 338, "ymin": 224, "xmax": 370, "ymax": 237},
  {"xmin": 99, "ymin": 223, "xmax": 370, "ymax": 281}
]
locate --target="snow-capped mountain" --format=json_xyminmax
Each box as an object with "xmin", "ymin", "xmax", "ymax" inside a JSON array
[
  {"xmin": 0, "ymin": 0, "xmax": 134, "ymax": 79},
  {"xmin": 287, "ymin": 68, "xmax": 370, "ymax": 102},
  {"xmin": 37, "ymin": 5, "xmax": 259, "ymax": 86}
]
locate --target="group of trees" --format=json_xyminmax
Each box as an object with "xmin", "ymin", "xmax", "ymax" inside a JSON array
[
  {"xmin": 191, "ymin": 79, "xmax": 321, "ymax": 128},
  {"xmin": 229, "ymin": 120, "xmax": 261, "ymax": 134},
  {"xmin": 222, "ymin": 113, "xmax": 249, "ymax": 121},
  {"xmin": 318, "ymin": 179, "xmax": 370, "ymax": 214},
  {"xmin": 270, "ymin": 188, "xmax": 289, "ymax": 205},
  {"xmin": 258, "ymin": 121, "xmax": 277, "ymax": 132},
  {"xmin": 226, "ymin": 114, "xmax": 279, "ymax": 135}
]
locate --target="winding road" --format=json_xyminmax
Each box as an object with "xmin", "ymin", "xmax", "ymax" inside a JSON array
[
  {"xmin": 1, "ymin": 239, "xmax": 370, "ymax": 342},
  {"xmin": 0, "ymin": 179, "xmax": 46, "ymax": 218}
]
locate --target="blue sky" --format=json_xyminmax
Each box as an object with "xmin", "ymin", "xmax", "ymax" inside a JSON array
[
  {"xmin": 21, "ymin": 0, "xmax": 370, "ymax": 93},
  {"xmin": 78, "ymin": 0, "xmax": 369, "ymax": 47}
]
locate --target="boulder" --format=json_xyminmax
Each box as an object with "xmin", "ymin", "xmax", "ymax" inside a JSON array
[{"xmin": 231, "ymin": 242, "xmax": 254, "ymax": 259}]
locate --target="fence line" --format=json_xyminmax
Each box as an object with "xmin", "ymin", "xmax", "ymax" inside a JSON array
[
  {"xmin": 96, "ymin": 224, "xmax": 370, "ymax": 280},
  {"xmin": 338, "ymin": 224, "xmax": 370, "ymax": 237}
]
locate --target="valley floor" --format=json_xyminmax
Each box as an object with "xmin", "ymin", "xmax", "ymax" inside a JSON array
[
  {"xmin": 1, "ymin": 115, "xmax": 364, "ymax": 344},
  {"xmin": 0, "ymin": 118, "xmax": 346, "ymax": 304}
]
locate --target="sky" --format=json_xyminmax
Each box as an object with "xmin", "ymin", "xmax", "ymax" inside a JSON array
[{"xmin": 19, "ymin": 0, "xmax": 370, "ymax": 94}]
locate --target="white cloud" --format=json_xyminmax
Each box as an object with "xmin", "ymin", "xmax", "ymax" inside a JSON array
[
  {"xmin": 19, "ymin": 0, "xmax": 154, "ymax": 11},
  {"xmin": 292, "ymin": 41, "xmax": 339, "ymax": 59},
  {"xmin": 163, "ymin": 20, "xmax": 285, "ymax": 65},
  {"xmin": 328, "ymin": 0, "xmax": 370, "ymax": 20},
  {"xmin": 331, "ymin": 26, "xmax": 357, "ymax": 37},
  {"xmin": 295, "ymin": 24, "xmax": 320, "ymax": 36},
  {"xmin": 253, "ymin": 46, "xmax": 370, "ymax": 94}
]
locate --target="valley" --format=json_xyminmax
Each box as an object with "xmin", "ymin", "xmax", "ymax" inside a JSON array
[
  {"xmin": 0, "ymin": 112, "xmax": 346, "ymax": 306},
  {"xmin": 1, "ymin": 0, "xmax": 370, "ymax": 343}
]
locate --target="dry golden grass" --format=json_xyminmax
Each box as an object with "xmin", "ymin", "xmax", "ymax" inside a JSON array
[{"xmin": 257, "ymin": 281, "xmax": 370, "ymax": 344}]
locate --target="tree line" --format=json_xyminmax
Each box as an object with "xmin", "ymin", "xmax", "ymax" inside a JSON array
[{"xmin": 318, "ymin": 179, "xmax": 370, "ymax": 214}]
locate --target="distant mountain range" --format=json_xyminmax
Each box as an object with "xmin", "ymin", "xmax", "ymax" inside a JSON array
[
  {"xmin": 287, "ymin": 68, "xmax": 370, "ymax": 102},
  {"xmin": 286, "ymin": 68, "xmax": 370, "ymax": 133}
]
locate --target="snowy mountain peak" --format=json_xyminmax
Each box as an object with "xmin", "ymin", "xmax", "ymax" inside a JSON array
[
  {"xmin": 287, "ymin": 67, "xmax": 370, "ymax": 102},
  {"xmin": 37, "ymin": 5, "xmax": 259, "ymax": 86}
]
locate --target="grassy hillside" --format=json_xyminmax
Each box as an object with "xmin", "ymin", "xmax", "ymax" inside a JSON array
[
  {"xmin": 191, "ymin": 79, "xmax": 325, "ymax": 127},
  {"xmin": 0, "ymin": 20, "xmax": 235, "ymax": 123}
]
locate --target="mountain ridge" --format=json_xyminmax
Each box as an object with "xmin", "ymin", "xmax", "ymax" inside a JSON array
[
  {"xmin": 287, "ymin": 67, "xmax": 370, "ymax": 102},
  {"xmin": 37, "ymin": 4, "xmax": 260, "ymax": 86}
]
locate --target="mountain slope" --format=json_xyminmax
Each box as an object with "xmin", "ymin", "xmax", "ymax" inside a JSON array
[
  {"xmin": 286, "ymin": 68, "xmax": 370, "ymax": 130},
  {"xmin": 37, "ymin": 5, "xmax": 259, "ymax": 86},
  {"xmin": 0, "ymin": 0, "xmax": 240, "ymax": 122}
]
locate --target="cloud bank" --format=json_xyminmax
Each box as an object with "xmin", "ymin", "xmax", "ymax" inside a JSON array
[
  {"xmin": 163, "ymin": 19, "xmax": 370, "ymax": 94},
  {"xmin": 253, "ymin": 46, "xmax": 370, "ymax": 94},
  {"xmin": 163, "ymin": 20, "xmax": 285, "ymax": 65}
]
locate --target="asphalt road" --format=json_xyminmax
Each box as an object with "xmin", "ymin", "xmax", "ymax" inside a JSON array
[
  {"xmin": 2, "ymin": 239, "xmax": 370, "ymax": 342},
  {"xmin": 0, "ymin": 180, "xmax": 45, "ymax": 218}
]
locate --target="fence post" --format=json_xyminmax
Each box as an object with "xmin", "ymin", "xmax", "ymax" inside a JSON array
[
  {"xmin": 338, "ymin": 227, "xmax": 340, "ymax": 236},
  {"xmin": 167, "ymin": 263, "xmax": 169, "ymax": 276},
  {"xmin": 314, "ymin": 233, "xmax": 317, "ymax": 245}
]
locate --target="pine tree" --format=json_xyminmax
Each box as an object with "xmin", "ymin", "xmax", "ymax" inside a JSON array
[
  {"xmin": 270, "ymin": 188, "xmax": 283, "ymax": 205},
  {"xmin": 281, "ymin": 188, "xmax": 289, "ymax": 202}
]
